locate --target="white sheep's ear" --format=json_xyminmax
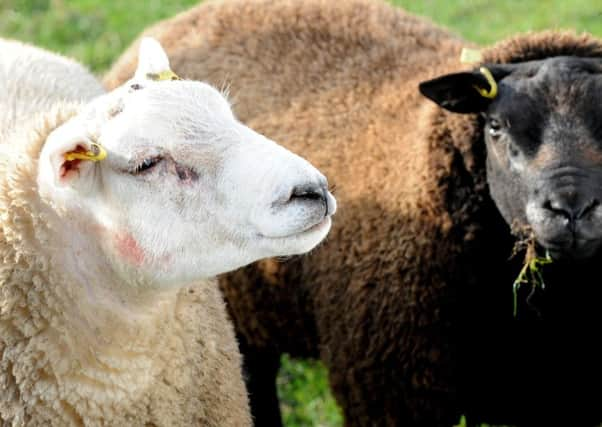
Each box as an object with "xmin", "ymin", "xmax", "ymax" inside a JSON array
[
  {"xmin": 134, "ymin": 37, "xmax": 179, "ymax": 81},
  {"xmin": 40, "ymin": 122, "xmax": 107, "ymax": 189}
]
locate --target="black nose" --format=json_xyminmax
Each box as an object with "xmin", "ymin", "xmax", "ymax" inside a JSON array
[
  {"xmin": 542, "ymin": 191, "xmax": 599, "ymax": 222},
  {"xmin": 289, "ymin": 183, "xmax": 327, "ymax": 205}
]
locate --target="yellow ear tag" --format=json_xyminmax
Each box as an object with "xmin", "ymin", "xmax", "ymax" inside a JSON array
[
  {"xmin": 460, "ymin": 47, "xmax": 483, "ymax": 64},
  {"xmin": 64, "ymin": 143, "xmax": 107, "ymax": 162},
  {"xmin": 473, "ymin": 67, "xmax": 498, "ymax": 99},
  {"xmin": 146, "ymin": 69, "xmax": 181, "ymax": 81}
]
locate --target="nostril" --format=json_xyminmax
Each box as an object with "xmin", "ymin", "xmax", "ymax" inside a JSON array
[
  {"xmin": 542, "ymin": 196, "xmax": 599, "ymax": 221},
  {"xmin": 543, "ymin": 199, "xmax": 570, "ymax": 218},
  {"xmin": 289, "ymin": 184, "xmax": 326, "ymax": 204},
  {"xmin": 577, "ymin": 198, "xmax": 599, "ymax": 219},
  {"xmin": 291, "ymin": 188, "xmax": 323, "ymax": 201}
]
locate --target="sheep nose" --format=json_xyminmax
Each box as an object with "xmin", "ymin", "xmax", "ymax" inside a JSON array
[
  {"xmin": 542, "ymin": 192, "xmax": 599, "ymax": 222},
  {"xmin": 284, "ymin": 178, "xmax": 336, "ymax": 216}
]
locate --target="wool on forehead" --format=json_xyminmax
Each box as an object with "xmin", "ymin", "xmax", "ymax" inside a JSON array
[
  {"xmin": 135, "ymin": 81, "xmax": 234, "ymax": 127},
  {"xmin": 482, "ymin": 31, "xmax": 602, "ymax": 64},
  {"xmin": 109, "ymin": 80, "xmax": 239, "ymax": 150}
]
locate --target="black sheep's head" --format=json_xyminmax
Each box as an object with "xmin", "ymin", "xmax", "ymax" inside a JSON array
[{"xmin": 420, "ymin": 56, "xmax": 602, "ymax": 261}]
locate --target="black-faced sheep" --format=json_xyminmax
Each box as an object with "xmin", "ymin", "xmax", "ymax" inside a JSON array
[
  {"xmin": 105, "ymin": 1, "xmax": 602, "ymax": 426},
  {"xmin": 0, "ymin": 38, "xmax": 335, "ymax": 426}
]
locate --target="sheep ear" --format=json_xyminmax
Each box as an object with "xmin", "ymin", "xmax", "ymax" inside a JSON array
[
  {"xmin": 41, "ymin": 123, "xmax": 106, "ymax": 189},
  {"xmin": 419, "ymin": 66, "xmax": 512, "ymax": 114},
  {"xmin": 134, "ymin": 37, "xmax": 176, "ymax": 81}
]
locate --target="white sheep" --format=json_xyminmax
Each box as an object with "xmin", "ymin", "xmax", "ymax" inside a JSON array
[
  {"xmin": 0, "ymin": 38, "xmax": 336, "ymax": 426},
  {"xmin": 0, "ymin": 38, "xmax": 104, "ymax": 140}
]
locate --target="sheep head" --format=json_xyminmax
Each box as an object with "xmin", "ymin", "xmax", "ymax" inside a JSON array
[
  {"xmin": 420, "ymin": 56, "xmax": 602, "ymax": 261},
  {"xmin": 37, "ymin": 38, "xmax": 336, "ymax": 288}
]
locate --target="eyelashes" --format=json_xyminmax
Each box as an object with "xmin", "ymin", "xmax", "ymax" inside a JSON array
[
  {"xmin": 130, "ymin": 156, "xmax": 163, "ymax": 174},
  {"xmin": 128, "ymin": 155, "xmax": 199, "ymax": 182}
]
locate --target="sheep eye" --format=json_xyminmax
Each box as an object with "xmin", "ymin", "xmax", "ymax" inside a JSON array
[
  {"xmin": 132, "ymin": 156, "xmax": 163, "ymax": 174},
  {"xmin": 488, "ymin": 118, "xmax": 504, "ymax": 139}
]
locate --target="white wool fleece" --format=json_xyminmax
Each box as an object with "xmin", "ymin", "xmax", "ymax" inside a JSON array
[{"xmin": 0, "ymin": 38, "xmax": 104, "ymax": 141}]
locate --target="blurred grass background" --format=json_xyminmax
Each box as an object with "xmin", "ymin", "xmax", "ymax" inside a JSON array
[
  {"xmin": 1, "ymin": 1, "xmax": 601, "ymax": 426},
  {"xmin": 2, "ymin": 0, "xmax": 601, "ymax": 73}
]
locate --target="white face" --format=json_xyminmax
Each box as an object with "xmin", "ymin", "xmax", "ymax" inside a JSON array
[{"xmin": 37, "ymin": 38, "xmax": 336, "ymax": 287}]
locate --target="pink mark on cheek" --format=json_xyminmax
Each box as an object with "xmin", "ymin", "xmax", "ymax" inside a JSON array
[
  {"xmin": 114, "ymin": 232, "xmax": 146, "ymax": 266},
  {"xmin": 158, "ymin": 253, "xmax": 172, "ymax": 267}
]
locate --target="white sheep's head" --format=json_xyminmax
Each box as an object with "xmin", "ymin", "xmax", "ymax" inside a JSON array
[{"xmin": 37, "ymin": 38, "xmax": 336, "ymax": 287}]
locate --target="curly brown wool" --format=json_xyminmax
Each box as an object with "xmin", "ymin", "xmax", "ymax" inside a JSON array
[{"xmin": 106, "ymin": 1, "xmax": 602, "ymax": 426}]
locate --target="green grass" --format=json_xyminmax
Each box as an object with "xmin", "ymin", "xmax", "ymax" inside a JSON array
[
  {"xmin": 0, "ymin": 0, "xmax": 201, "ymax": 72},
  {"xmin": 278, "ymin": 356, "xmax": 343, "ymax": 427},
  {"xmin": 2, "ymin": 1, "xmax": 601, "ymax": 426},
  {"xmin": 2, "ymin": 0, "xmax": 601, "ymax": 73},
  {"xmin": 394, "ymin": 0, "xmax": 602, "ymax": 44}
]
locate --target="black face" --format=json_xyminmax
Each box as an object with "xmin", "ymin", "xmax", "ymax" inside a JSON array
[{"xmin": 420, "ymin": 57, "xmax": 602, "ymax": 260}]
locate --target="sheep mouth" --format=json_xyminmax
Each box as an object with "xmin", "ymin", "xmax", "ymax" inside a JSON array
[
  {"xmin": 260, "ymin": 216, "xmax": 332, "ymax": 240},
  {"xmin": 539, "ymin": 237, "xmax": 602, "ymax": 261},
  {"xmin": 299, "ymin": 216, "xmax": 332, "ymax": 235},
  {"xmin": 523, "ymin": 217, "xmax": 602, "ymax": 261}
]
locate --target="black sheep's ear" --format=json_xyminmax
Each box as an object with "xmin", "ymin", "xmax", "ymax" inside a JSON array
[{"xmin": 418, "ymin": 66, "xmax": 511, "ymax": 114}]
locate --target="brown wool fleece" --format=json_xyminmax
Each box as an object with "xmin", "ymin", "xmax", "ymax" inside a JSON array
[
  {"xmin": 0, "ymin": 111, "xmax": 251, "ymax": 425},
  {"xmin": 105, "ymin": 1, "xmax": 602, "ymax": 425}
]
